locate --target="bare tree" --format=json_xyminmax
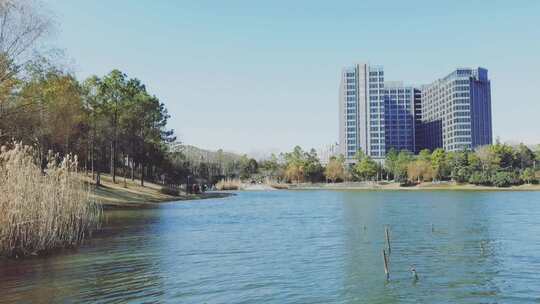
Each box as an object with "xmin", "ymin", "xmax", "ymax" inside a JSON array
[
  {"xmin": 0, "ymin": 0, "xmax": 52, "ymax": 59},
  {"xmin": 0, "ymin": 0, "xmax": 52, "ymax": 139}
]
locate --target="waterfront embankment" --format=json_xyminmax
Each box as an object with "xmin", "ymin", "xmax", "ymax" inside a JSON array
[{"xmin": 89, "ymin": 174, "xmax": 233, "ymax": 210}]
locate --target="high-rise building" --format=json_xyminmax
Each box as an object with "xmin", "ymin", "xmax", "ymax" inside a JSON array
[
  {"xmin": 339, "ymin": 64, "xmax": 492, "ymax": 162},
  {"xmin": 420, "ymin": 68, "xmax": 492, "ymax": 152},
  {"xmin": 338, "ymin": 63, "xmax": 415, "ymax": 162},
  {"xmin": 382, "ymin": 81, "xmax": 416, "ymax": 154}
]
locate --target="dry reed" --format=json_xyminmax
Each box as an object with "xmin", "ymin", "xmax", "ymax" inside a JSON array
[
  {"xmin": 215, "ymin": 178, "xmax": 242, "ymax": 190},
  {"xmin": 0, "ymin": 143, "xmax": 101, "ymax": 257}
]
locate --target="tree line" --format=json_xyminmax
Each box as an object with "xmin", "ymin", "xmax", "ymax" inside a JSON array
[
  {"xmin": 0, "ymin": 60, "xmax": 176, "ymax": 185},
  {"xmin": 213, "ymin": 143, "xmax": 540, "ymax": 188},
  {"xmin": 0, "ymin": 1, "xmax": 179, "ymax": 186}
]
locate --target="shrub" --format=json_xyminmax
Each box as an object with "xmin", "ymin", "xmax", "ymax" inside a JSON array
[
  {"xmin": 491, "ymin": 171, "xmax": 521, "ymax": 188},
  {"xmin": 520, "ymin": 168, "xmax": 537, "ymax": 184},
  {"xmin": 469, "ymin": 171, "xmax": 492, "ymax": 186},
  {"xmin": 0, "ymin": 144, "xmax": 101, "ymax": 257},
  {"xmin": 160, "ymin": 186, "xmax": 179, "ymax": 196},
  {"xmin": 451, "ymin": 167, "xmax": 471, "ymax": 183}
]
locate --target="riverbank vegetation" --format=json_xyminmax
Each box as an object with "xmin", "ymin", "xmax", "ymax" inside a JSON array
[
  {"xmin": 0, "ymin": 0, "xmax": 181, "ymax": 257},
  {"xmin": 0, "ymin": 0, "xmax": 187, "ymax": 189},
  {"xmin": 214, "ymin": 143, "xmax": 540, "ymax": 189},
  {"xmin": 0, "ymin": 143, "xmax": 100, "ymax": 257}
]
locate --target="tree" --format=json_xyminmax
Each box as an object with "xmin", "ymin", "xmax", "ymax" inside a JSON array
[
  {"xmin": 431, "ymin": 148, "xmax": 449, "ymax": 180},
  {"xmin": 452, "ymin": 166, "xmax": 471, "ymax": 183},
  {"xmin": 353, "ymin": 155, "xmax": 378, "ymax": 181},
  {"xmin": 100, "ymin": 70, "xmax": 128, "ymax": 183},
  {"xmin": 448, "ymin": 150, "xmax": 471, "ymax": 182},
  {"xmin": 0, "ymin": 0, "xmax": 52, "ymax": 87},
  {"xmin": 491, "ymin": 171, "xmax": 520, "ymax": 188},
  {"xmin": 304, "ymin": 149, "xmax": 324, "ymax": 182},
  {"xmin": 4, "ymin": 59, "xmax": 86, "ymax": 167},
  {"xmin": 354, "ymin": 149, "xmax": 366, "ymax": 162},
  {"xmin": 521, "ymin": 168, "xmax": 536, "ymax": 184},
  {"xmin": 407, "ymin": 160, "xmax": 433, "ymax": 183},
  {"xmin": 490, "ymin": 143, "xmax": 517, "ymax": 169},
  {"xmin": 515, "ymin": 143, "xmax": 535, "ymax": 169},
  {"xmin": 393, "ymin": 150, "xmax": 413, "ymax": 182},
  {"xmin": 282, "ymin": 146, "xmax": 325, "ymax": 183},
  {"xmin": 475, "ymin": 145, "xmax": 500, "ymax": 172},
  {"xmin": 259, "ymin": 153, "xmax": 283, "ymax": 181},
  {"xmin": 384, "ymin": 148, "xmax": 399, "ymax": 180},
  {"xmin": 418, "ymin": 149, "xmax": 431, "ymax": 162},
  {"xmin": 325, "ymin": 155, "xmax": 345, "ymax": 183},
  {"xmin": 285, "ymin": 163, "xmax": 304, "ymax": 183},
  {"xmin": 469, "ymin": 171, "xmax": 492, "ymax": 186}
]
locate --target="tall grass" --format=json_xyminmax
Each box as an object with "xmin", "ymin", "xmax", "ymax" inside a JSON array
[
  {"xmin": 0, "ymin": 143, "xmax": 101, "ymax": 257},
  {"xmin": 215, "ymin": 178, "xmax": 242, "ymax": 190}
]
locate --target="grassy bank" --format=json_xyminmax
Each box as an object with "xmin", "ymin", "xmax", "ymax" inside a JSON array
[
  {"xmin": 287, "ymin": 181, "xmax": 540, "ymax": 191},
  {"xmin": 88, "ymin": 174, "xmax": 233, "ymax": 209}
]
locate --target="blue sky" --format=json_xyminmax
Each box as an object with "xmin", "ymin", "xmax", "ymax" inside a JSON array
[{"xmin": 47, "ymin": 0, "xmax": 540, "ymax": 155}]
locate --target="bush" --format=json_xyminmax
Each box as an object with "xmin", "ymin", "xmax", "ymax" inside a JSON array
[
  {"xmin": 520, "ymin": 168, "xmax": 537, "ymax": 184},
  {"xmin": 451, "ymin": 167, "xmax": 471, "ymax": 183},
  {"xmin": 469, "ymin": 171, "xmax": 492, "ymax": 186},
  {"xmin": 491, "ymin": 171, "xmax": 521, "ymax": 188},
  {"xmin": 160, "ymin": 186, "xmax": 179, "ymax": 196},
  {"xmin": 0, "ymin": 144, "xmax": 101, "ymax": 257}
]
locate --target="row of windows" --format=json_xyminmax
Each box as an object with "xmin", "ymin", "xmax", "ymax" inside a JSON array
[
  {"xmin": 453, "ymin": 130, "xmax": 471, "ymax": 136},
  {"xmin": 454, "ymin": 117, "xmax": 471, "ymax": 123},
  {"xmin": 454, "ymin": 105, "xmax": 470, "ymax": 111},
  {"xmin": 447, "ymin": 137, "xmax": 471, "ymax": 143},
  {"xmin": 454, "ymin": 111, "xmax": 470, "ymax": 117}
]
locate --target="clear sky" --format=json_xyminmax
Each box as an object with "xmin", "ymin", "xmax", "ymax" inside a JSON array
[{"xmin": 46, "ymin": 0, "xmax": 540, "ymax": 156}]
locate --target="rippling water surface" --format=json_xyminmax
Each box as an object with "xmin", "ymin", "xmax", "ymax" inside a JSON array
[{"xmin": 1, "ymin": 190, "xmax": 540, "ymax": 303}]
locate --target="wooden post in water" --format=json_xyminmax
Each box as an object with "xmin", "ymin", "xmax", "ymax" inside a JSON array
[
  {"xmin": 410, "ymin": 265, "xmax": 419, "ymax": 282},
  {"xmin": 385, "ymin": 226, "xmax": 391, "ymax": 255},
  {"xmin": 383, "ymin": 249, "xmax": 389, "ymax": 280}
]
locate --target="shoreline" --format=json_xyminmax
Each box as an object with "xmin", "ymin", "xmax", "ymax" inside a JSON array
[
  {"xmin": 100, "ymin": 192, "xmax": 235, "ymax": 210},
  {"xmin": 286, "ymin": 181, "xmax": 540, "ymax": 192},
  {"xmin": 88, "ymin": 174, "xmax": 234, "ymax": 210}
]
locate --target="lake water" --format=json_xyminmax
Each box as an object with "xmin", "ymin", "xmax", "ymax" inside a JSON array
[{"xmin": 1, "ymin": 190, "xmax": 540, "ymax": 303}]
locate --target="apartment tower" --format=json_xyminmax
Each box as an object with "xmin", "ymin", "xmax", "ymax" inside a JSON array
[
  {"xmin": 420, "ymin": 68, "xmax": 492, "ymax": 151},
  {"xmin": 339, "ymin": 63, "xmax": 415, "ymax": 162}
]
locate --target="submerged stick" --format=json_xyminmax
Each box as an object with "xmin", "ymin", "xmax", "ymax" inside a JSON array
[
  {"xmin": 385, "ymin": 226, "xmax": 391, "ymax": 254},
  {"xmin": 410, "ymin": 265, "xmax": 419, "ymax": 282},
  {"xmin": 383, "ymin": 249, "xmax": 389, "ymax": 280}
]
